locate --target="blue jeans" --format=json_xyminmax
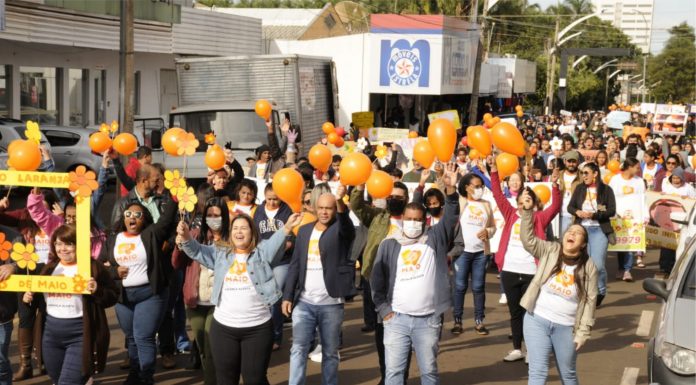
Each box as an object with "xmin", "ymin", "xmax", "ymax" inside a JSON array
[
  {"xmin": 584, "ymin": 226, "xmax": 608, "ymax": 296},
  {"xmin": 0, "ymin": 320, "xmax": 12, "ymax": 385},
  {"xmin": 116, "ymin": 285, "xmax": 169, "ymax": 384},
  {"xmin": 272, "ymin": 264, "xmax": 289, "ymax": 345},
  {"xmin": 560, "ymin": 216, "xmax": 573, "ymax": 239},
  {"xmin": 524, "ymin": 312, "xmax": 577, "ymax": 385},
  {"xmin": 618, "ymin": 252, "xmax": 634, "ymax": 273},
  {"xmin": 453, "ymin": 251, "xmax": 486, "ymax": 323},
  {"xmin": 383, "ymin": 313, "xmax": 441, "ymax": 385},
  {"xmin": 42, "ymin": 316, "xmax": 85, "ymax": 385},
  {"xmin": 289, "ymin": 301, "xmax": 344, "ymax": 385}
]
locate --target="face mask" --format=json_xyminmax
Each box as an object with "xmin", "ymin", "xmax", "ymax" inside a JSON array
[
  {"xmin": 470, "ymin": 187, "xmax": 484, "ymax": 200},
  {"xmin": 386, "ymin": 198, "xmax": 406, "ymax": 216},
  {"xmin": 373, "ymin": 198, "xmax": 387, "ymax": 209},
  {"xmin": 427, "ymin": 206, "xmax": 442, "ymax": 217},
  {"xmin": 206, "ymin": 217, "xmax": 222, "ymax": 231},
  {"xmin": 403, "ymin": 220, "xmax": 424, "ymax": 239}
]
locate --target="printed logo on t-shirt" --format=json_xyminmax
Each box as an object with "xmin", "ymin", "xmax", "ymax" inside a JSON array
[
  {"xmin": 546, "ymin": 269, "xmax": 576, "ymax": 299},
  {"xmin": 225, "ymin": 260, "xmax": 250, "ymax": 285},
  {"xmin": 400, "ymin": 249, "xmax": 422, "ymax": 268},
  {"xmin": 464, "ymin": 204, "xmax": 486, "ymax": 226},
  {"xmin": 115, "ymin": 243, "xmax": 138, "ymax": 264},
  {"xmin": 622, "ymin": 186, "xmax": 635, "ymax": 195},
  {"xmin": 308, "ymin": 240, "xmax": 320, "ymax": 264}
]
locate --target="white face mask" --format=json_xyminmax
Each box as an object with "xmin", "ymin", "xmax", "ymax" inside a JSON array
[
  {"xmin": 402, "ymin": 220, "xmax": 424, "ymax": 239},
  {"xmin": 471, "ymin": 187, "xmax": 484, "ymax": 200},
  {"xmin": 206, "ymin": 217, "xmax": 223, "ymax": 231},
  {"xmin": 373, "ymin": 198, "xmax": 387, "ymax": 209}
]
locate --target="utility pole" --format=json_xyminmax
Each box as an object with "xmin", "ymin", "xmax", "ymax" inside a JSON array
[
  {"xmin": 467, "ymin": 0, "xmax": 488, "ymax": 126},
  {"xmin": 544, "ymin": 17, "xmax": 560, "ymax": 115},
  {"xmin": 641, "ymin": 54, "xmax": 647, "ymax": 103},
  {"xmin": 119, "ymin": 0, "xmax": 134, "ymax": 136}
]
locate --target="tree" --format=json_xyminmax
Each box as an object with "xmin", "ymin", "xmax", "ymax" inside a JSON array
[{"xmin": 648, "ymin": 23, "xmax": 696, "ymax": 103}]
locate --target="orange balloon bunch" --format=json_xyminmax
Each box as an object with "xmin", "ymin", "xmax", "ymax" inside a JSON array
[
  {"xmin": 323, "ymin": 122, "xmax": 344, "ymax": 148},
  {"xmin": 272, "ymin": 168, "xmax": 305, "ymax": 213},
  {"xmin": 162, "ymin": 127, "xmax": 185, "ymax": 156},
  {"xmin": 515, "ymin": 105, "xmax": 524, "ymax": 118},
  {"xmin": 7, "ymin": 139, "xmax": 42, "ymax": 171}
]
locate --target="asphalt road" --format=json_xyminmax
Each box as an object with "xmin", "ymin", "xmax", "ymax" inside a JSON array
[{"xmin": 5, "ymin": 187, "xmax": 662, "ymax": 384}]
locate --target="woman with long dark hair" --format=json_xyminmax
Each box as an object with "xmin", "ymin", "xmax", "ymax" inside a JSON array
[
  {"xmin": 519, "ymin": 190, "xmax": 598, "ymax": 385},
  {"xmin": 567, "ymin": 162, "xmax": 615, "ymax": 307},
  {"xmin": 227, "ymin": 179, "xmax": 258, "ymax": 218}
]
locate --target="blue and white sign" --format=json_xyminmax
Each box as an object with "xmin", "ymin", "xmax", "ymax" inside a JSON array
[{"xmin": 379, "ymin": 39, "xmax": 430, "ymax": 88}]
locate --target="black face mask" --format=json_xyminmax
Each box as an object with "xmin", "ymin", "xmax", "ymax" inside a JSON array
[
  {"xmin": 386, "ymin": 198, "xmax": 406, "ymax": 216},
  {"xmin": 427, "ymin": 206, "xmax": 442, "ymax": 217}
]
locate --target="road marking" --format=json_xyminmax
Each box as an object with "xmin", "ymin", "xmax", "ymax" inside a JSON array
[
  {"xmin": 636, "ymin": 310, "xmax": 654, "ymax": 337},
  {"xmin": 620, "ymin": 367, "xmax": 639, "ymax": 385}
]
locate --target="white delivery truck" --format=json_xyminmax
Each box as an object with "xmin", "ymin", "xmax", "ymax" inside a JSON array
[{"xmin": 146, "ymin": 54, "xmax": 338, "ymax": 178}]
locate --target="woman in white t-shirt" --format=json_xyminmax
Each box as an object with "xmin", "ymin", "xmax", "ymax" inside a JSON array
[
  {"xmin": 18, "ymin": 225, "xmax": 118, "ymax": 385},
  {"xmin": 227, "ymin": 179, "xmax": 258, "ymax": 219},
  {"xmin": 177, "ymin": 212, "xmax": 301, "ymax": 385},
  {"xmin": 517, "ymin": 191, "xmax": 598, "ymax": 385}
]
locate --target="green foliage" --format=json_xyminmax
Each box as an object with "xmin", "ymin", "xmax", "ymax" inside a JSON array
[{"xmin": 647, "ymin": 23, "xmax": 696, "ymax": 104}]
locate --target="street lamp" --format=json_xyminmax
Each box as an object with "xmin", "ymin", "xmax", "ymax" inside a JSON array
[
  {"xmin": 593, "ymin": 59, "xmax": 619, "ymax": 74},
  {"xmin": 604, "ymin": 68, "xmax": 621, "ymax": 108},
  {"xmin": 572, "ymin": 55, "xmax": 588, "ymax": 69},
  {"xmin": 630, "ymin": 8, "xmax": 650, "ymax": 103}
]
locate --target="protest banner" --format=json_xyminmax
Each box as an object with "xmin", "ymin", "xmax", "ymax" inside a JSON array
[
  {"xmin": 652, "ymin": 112, "xmax": 688, "ymax": 136},
  {"xmin": 608, "ymin": 192, "xmax": 646, "ymax": 252},
  {"xmin": 578, "ymin": 150, "xmax": 599, "ymax": 163},
  {"xmin": 352, "ymin": 111, "xmax": 374, "ymax": 130},
  {"xmin": 606, "ymin": 111, "xmax": 631, "ymax": 129},
  {"xmin": 427, "ymin": 110, "xmax": 462, "ymax": 129},
  {"xmin": 645, "ymin": 191, "xmax": 696, "ymax": 250},
  {"xmin": 0, "ymin": 170, "xmax": 91, "ymax": 294},
  {"xmin": 656, "ymin": 104, "xmax": 686, "ymax": 114},
  {"xmin": 640, "ymin": 103, "xmax": 657, "ymax": 115},
  {"xmin": 366, "ymin": 127, "xmax": 411, "ymax": 142}
]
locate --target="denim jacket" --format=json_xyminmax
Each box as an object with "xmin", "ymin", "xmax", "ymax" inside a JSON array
[{"xmin": 179, "ymin": 229, "xmax": 287, "ymax": 306}]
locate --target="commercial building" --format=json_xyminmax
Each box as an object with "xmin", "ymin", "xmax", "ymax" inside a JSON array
[
  {"xmin": 592, "ymin": 0, "xmax": 654, "ymax": 53},
  {"xmin": 0, "ymin": 0, "xmax": 261, "ymax": 127}
]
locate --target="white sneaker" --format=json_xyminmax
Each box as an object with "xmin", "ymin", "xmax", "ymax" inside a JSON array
[
  {"xmin": 499, "ymin": 294, "xmax": 507, "ymax": 304},
  {"xmin": 504, "ymin": 349, "xmax": 525, "ymax": 362},
  {"xmin": 308, "ymin": 344, "xmax": 322, "ymax": 361},
  {"xmin": 310, "ymin": 348, "xmax": 340, "ymax": 363}
]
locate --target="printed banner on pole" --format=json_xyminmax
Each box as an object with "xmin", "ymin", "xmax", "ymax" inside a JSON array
[
  {"xmin": 645, "ymin": 191, "xmax": 696, "ymax": 250},
  {"xmin": 352, "ymin": 112, "xmax": 375, "ymax": 130},
  {"xmin": 608, "ymin": 193, "xmax": 646, "ymax": 252},
  {"xmin": 652, "ymin": 112, "xmax": 688, "ymax": 136}
]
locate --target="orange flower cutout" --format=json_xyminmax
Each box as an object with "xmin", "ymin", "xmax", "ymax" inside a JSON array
[
  {"xmin": 204, "ymin": 132, "xmax": 216, "ymax": 145},
  {"xmin": 0, "ymin": 281, "xmax": 7, "ymax": 290},
  {"xmin": 72, "ymin": 274, "xmax": 87, "ymax": 293},
  {"xmin": 110, "ymin": 120, "xmax": 119, "ymax": 134},
  {"xmin": 176, "ymin": 132, "xmax": 199, "ymax": 156},
  {"xmin": 0, "ymin": 233, "xmax": 11, "ymax": 261},
  {"xmin": 68, "ymin": 165, "xmax": 99, "ymax": 198}
]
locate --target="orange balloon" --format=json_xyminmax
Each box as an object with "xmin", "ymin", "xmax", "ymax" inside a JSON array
[
  {"xmin": 334, "ymin": 137, "xmax": 345, "ymax": 148},
  {"xmin": 366, "ymin": 170, "xmax": 394, "ymax": 199},
  {"xmin": 603, "ymin": 172, "xmax": 616, "ymax": 184},
  {"xmin": 308, "ymin": 144, "xmax": 332, "ymax": 172},
  {"xmin": 408, "ymin": 131, "xmax": 419, "ymax": 139},
  {"xmin": 322, "ymin": 122, "xmax": 335, "ymax": 135},
  {"xmin": 8, "ymin": 139, "xmax": 41, "ymax": 171},
  {"xmin": 413, "ymin": 140, "xmax": 436, "ymax": 168},
  {"xmin": 496, "ymin": 153, "xmax": 519, "ymax": 179},
  {"xmin": 339, "ymin": 152, "xmax": 373, "ymax": 186},
  {"xmin": 327, "ymin": 132, "xmax": 339, "ymax": 144},
  {"xmin": 293, "ymin": 213, "xmax": 317, "ymax": 235},
  {"xmin": 467, "ymin": 126, "xmax": 492, "ymax": 156},
  {"xmin": 692, "ymin": 155, "xmax": 696, "ymax": 170},
  {"xmin": 483, "ymin": 113, "xmax": 493, "ymax": 122},
  {"xmin": 255, "ymin": 99, "xmax": 272, "ymax": 120},
  {"xmin": 113, "ymin": 133, "xmax": 138, "ymax": 156},
  {"xmin": 532, "ymin": 184, "xmax": 551, "ymax": 205},
  {"xmin": 607, "ymin": 160, "xmax": 621, "ymax": 174},
  {"xmin": 516, "ymin": 110, "xmax": 524, "ymax": 118},
  {"xmin": 89, "ymin": 132, "xmax": 112, "ymax": 153},
  {"xmin": 427, "ymin": 118, "xmax": 456, "ymax": 162},
  {"xmin": 491, "ymin": 117, "xmax": 501, "ymax": 125},
  {"xmin": 272, "ymin": 168, "xmax": 304, "ymax": 213},
  {"xmin": 162, "ymin": 127, "xmax": 184, "ymax": 156},
  {"xmin": 491, "ymin": 122, "xmax": 526, "ymax": 157},
  {"xmin": 515, "ymin": 105, "xmax": 523, "ymax": 111},
  {"xmin": 469, "ymin": 149, "xmax": 481, "ymax": 160},
  {"xmin": 205, "ymin": 144, "xmax": 226, "ymax": 170}
]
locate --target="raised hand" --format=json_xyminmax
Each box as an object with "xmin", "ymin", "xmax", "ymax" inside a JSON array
[{"xmin": 283, "ymin": 213, "xmax": 302, "ymax": 234}]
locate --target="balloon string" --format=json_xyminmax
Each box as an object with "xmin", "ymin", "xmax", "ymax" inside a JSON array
[
  {"xmin": 179, "ymin": 156, "xmax": 188, "ymax": 222},
  {"xmin": 5, "ymin": 186, "xmax": 13, "ymax": 199}
]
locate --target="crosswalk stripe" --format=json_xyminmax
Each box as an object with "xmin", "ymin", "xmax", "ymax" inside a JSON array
[
  {"xmin": 636, "ymin": 310, "xmax": 654, "ymax": 337},
  {"xmin": 620, "ymin": 367, "xmax": 639, "ymax": 385}
]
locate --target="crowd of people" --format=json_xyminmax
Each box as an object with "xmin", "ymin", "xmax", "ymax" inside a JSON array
[{"xmin": 0, "ymin": 108, "xmax": 693, "ymax": 385}]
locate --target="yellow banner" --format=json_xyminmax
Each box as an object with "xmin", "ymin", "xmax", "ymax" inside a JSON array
[
  {"xmin": 352, "ymin": 112, "xmax": 374, "ymax": 130},
  {"xmin": 427, "ymin": 110, "xmax": 462, "ymax": 129},
  {"xmin": 0, "ymin": 170, "xmax": 91, "ymax": 294}
]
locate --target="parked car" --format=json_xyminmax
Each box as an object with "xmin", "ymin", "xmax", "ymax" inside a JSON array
[
  {"xmin": 643, "ymin": 237, "xmax": 696, "ymax": 385},
  {"xmin": 0, "ymin": 117, "xmax": 52, "ymax": 158},
  {"xmin": 41, "ymin": 126, "xmax": 105, "ymax": 173},
  {"xmin": 669, "ymin": 206, "xmax": 696, "ymax": 262}
]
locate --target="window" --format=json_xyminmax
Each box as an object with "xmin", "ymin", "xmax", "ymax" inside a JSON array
[
  {"xmin": 680, "ymin": 256, "xmax": 695, "ymax": 299},
  {"xmin": 68, "ymin": 69, "xmax": 84, "ymax": 126},
  {"xmin": 94, "ymin": 70, "xmax": 106, "ymax": 124},
  {"xmin": 134, "ymin": 71, "xmax": 141, "ymax": 116},
  {"xmin": 0, "ymin": 66, "xmax": 8, "ymax": 118},
  {"xmin": 43, "ymin": 130, "xmax": 80, "ymax": 147},
  {"xmin": 20, "ymin": 67, "xmax": 58, "ymax": 125}
]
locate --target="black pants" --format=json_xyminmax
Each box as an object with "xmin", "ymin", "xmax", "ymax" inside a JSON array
[
  {"xmin": 363, "ymin": 279, "xmax": 376, "ymax": 329},
  {"xmin": 659, "ymin": 248, "xmax": 676, "ymax": 274},
  {"xmin": 375, "ymin": 322, "xmax": 411, "ymax": 385},
  {"xmin": 209, "ymin": 318, "xmax": 273, "ymax": 385},
  {"xmin": 501, "ymin": 271, "xmax": 534, "ymax": 350}
]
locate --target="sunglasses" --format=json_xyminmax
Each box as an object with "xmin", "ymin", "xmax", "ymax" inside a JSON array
[
  {"xmin": 124, "ymin": 211, "xmax": 144, "ymax": 219},
  {"xmin": 581, "ymin": 171, "xmax": 593, "ymax": 176},
  {"xmin": 666, "ymin": 161, "xmax": 677, "ymax": 165},
  {"xmin": 303, "ymin": 200, "xmax": 311, "ymax": 205}
]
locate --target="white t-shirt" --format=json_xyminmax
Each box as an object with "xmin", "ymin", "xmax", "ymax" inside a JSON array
[
  {"xmin": 561, "ymin": 173, "xmax": 577, "ymax": 218},
  {"xmin": 663, "ymin": 182, "xmax": 696, "ymax": 198},
  {"xmin": 34, "ymin": 230, "xmax": 51, "ymax": 264},
  {"xmin": 610, "ymin": 175, "xmax": 647, "ymax": 219},
  {"xmin": 45, "ymin": 263, "xmax": 83, "ymax": 319},
  {"xmin": 232, "ymin": 203, "xmax": 253, "ymax": 216},
  {"xmin": 299, "ymin": 228, "xmax": 343, "ymax": 306},
  {"xmin": 533, "ymin": 264, "xmax": 580, "ymax": 326},
  {"xmin": 642, "ymin": 164, "xmax": 659, "ymax": 190},
  {"xmin": 391, "ymin": 243, "xmax": 437, "ymax": 316},
  {"xmin": 460, "ymin": 201, "xmax": 489, "ymax": 253},
  {"xmin": 387, "ymin": 217, "xmax": 403, "ymax": 237},
  {"xmin": 502, "ymin": 217, "xmax": 537, "ymax": 275},
  {"xmin": 214, "ymin": 253, "xmax": 271, "ymax": 328},
  {"xmin": 265, "ymin": 207, "xmax": 278, "ymax": 220},
  {"xmin": 581, "ymin": 187, "xmax": 600, "ymax": 227},
  {"xmin": 113, "ymin": 232, "xmax": 149, "ymax": 287},
  {"xmin": 255, "ymin": 162, "xmax": 267, "ymax": 179},
  {"xmin": 197, "ymin": 265, "xmax": 215, "ymax": 306}
]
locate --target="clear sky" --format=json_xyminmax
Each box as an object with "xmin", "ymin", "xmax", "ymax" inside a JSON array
[{"xmin": 532, "ymin": 0, "xmax": 696, "ymax": 54}]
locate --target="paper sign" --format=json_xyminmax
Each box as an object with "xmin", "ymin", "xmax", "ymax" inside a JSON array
[
  {"xmin": 652, "ymin": 113, "xmax": 688, "ymax": 136},
  {"xmin": 0, "ymin": 170, "xmax": 91, "ymax": 294},
  {"xmin": 645, "ymin": 191, "xmax": 696, "ymax": 250},
  {"xmin": 427, "ymin": 110, "xmax": 462, "ymax": 129},
  {"xmin": 606, "ymin": 111, "xmax": 631, "ymax": 129},
  {"xmin": 366, "ymin": 127, "xmax": 411, "ymax": 142},
  {"xmin": 352, "ymin": 112, "xmax": 375, "ymax": 130},
  {"xmin": 608, "ymin": 193, "xmax": 646, "ymax": 252}
]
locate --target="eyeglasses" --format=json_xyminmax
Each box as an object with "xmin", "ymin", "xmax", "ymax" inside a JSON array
[
  {"xmin": 666, "ymin": 161, "xmax": 677, "ymax": 165},
  {"xmin": 303, "ymin": 200, "xmax": 311, "ymax": 205},
  {"xmin": 124, "ymin": 211, "xmax": 144, "ymax": 219},
  {"xmin": 581, "ymin": 171, "xmax": 592, "ymax": 176}
]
